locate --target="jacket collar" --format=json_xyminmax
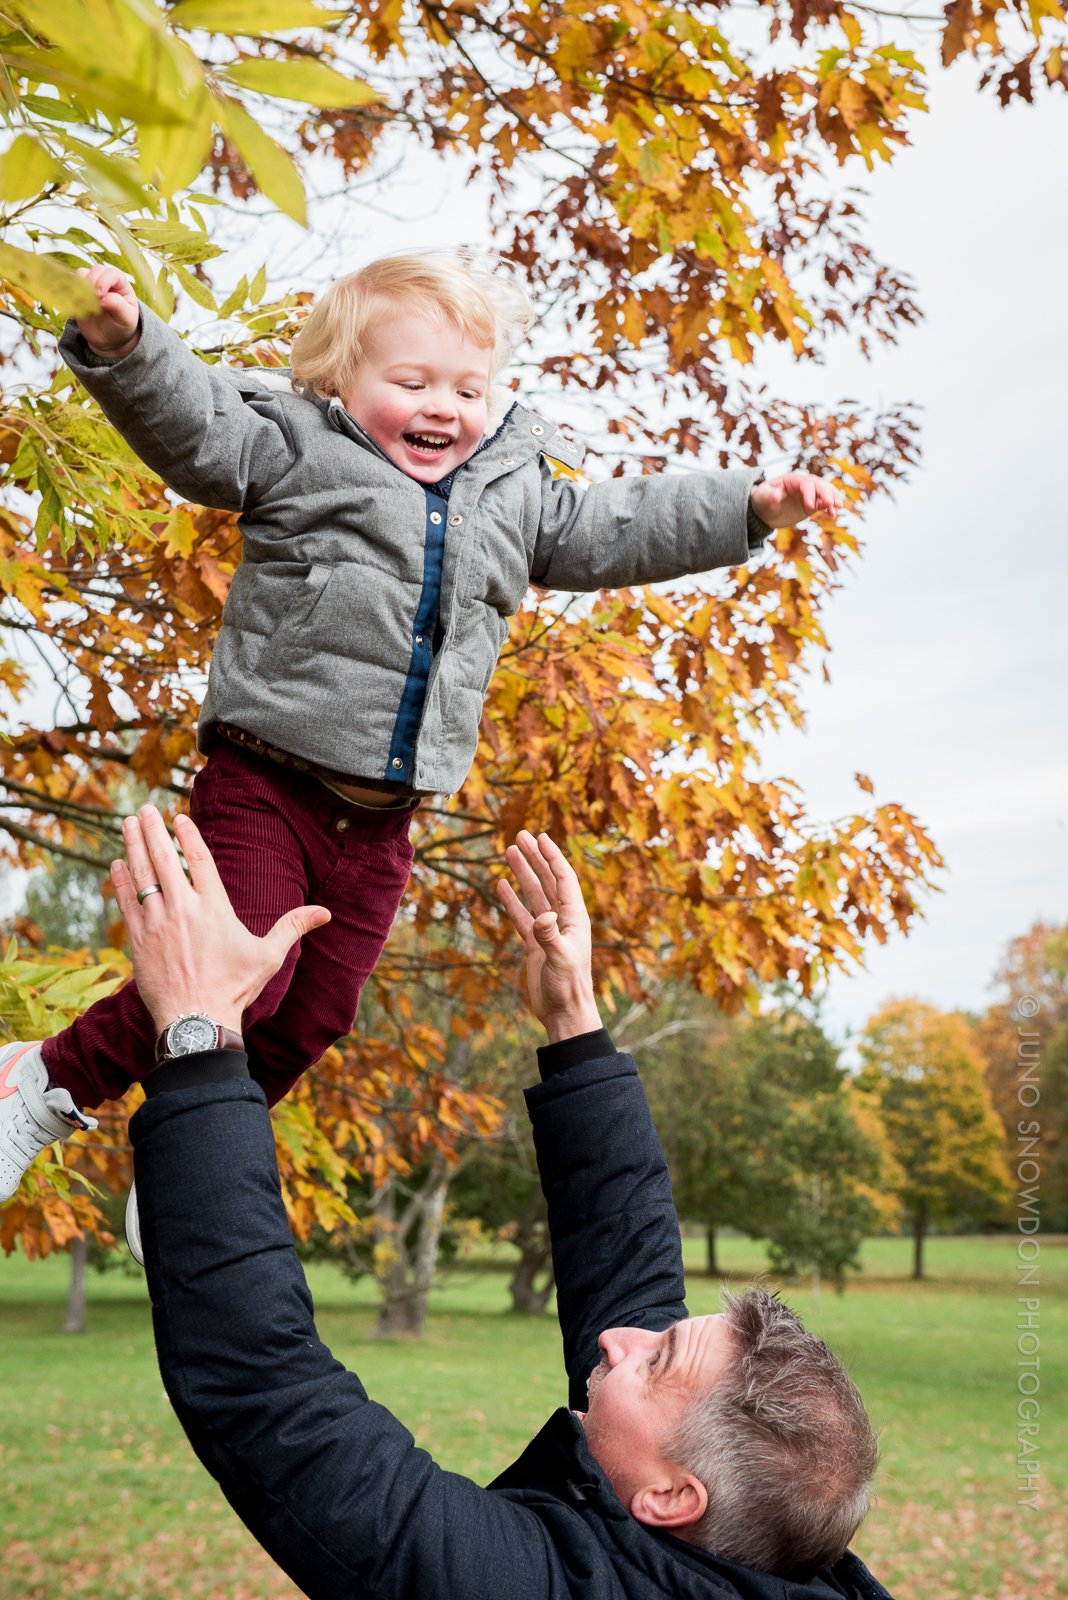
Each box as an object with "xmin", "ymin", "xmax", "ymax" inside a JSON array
[{"xmin": 490, "ymin": 1409, "xmax": 896, "ymax": 1600}]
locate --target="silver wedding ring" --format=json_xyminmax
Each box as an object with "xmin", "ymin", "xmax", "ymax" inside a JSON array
[{"xmin": 136, "ymin": 883, "xmax": 163, "ymax": 904}]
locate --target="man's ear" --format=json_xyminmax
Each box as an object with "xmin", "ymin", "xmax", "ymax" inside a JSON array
[{"xmin": 630, "ymin": 1472, "xmax": 707, "ymax": 1531}]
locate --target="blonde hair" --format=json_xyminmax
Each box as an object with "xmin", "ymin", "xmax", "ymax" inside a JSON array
[{"xmin": 291, "ymin": 249, "xmax": 535, "ymax": 400}]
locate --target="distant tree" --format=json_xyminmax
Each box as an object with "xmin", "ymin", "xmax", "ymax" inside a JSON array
[
  {"xmin": 19, "ymin": 856, "xmax": 114, "ymax": 951},
  {"xmin": 973, "ymin": 920, "xmax": 1068, "ymax": 1231},
  {"xmin": 857, "ymin": 999, "xmax": 1012, "ymax": 1279},
  {"xmin": 638, "ymin": 988, "xmax": 891, "ymax": 1289},
  {"xmin": 762, "ymin": 1089, "xmax": 898, "ymax": 1296}
]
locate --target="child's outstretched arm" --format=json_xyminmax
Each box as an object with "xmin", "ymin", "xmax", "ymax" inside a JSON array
[
  {"xmin": 530, "ymin": 459, "xmax": 840, "ymax": 593},
  {"xmin": 59, "ymin": 266, "xmax": 297, "ymax": 511}
]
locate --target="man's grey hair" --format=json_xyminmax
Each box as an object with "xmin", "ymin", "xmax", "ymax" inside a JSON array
[{"xmin": 664, "ymin": 1285, "xmax": 878, "ymax": 1578}]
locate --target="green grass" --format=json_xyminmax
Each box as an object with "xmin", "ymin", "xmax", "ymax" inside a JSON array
[{"xmin": 1, "ymin": 1235, "xmax": 1065, "ymax": 1600}]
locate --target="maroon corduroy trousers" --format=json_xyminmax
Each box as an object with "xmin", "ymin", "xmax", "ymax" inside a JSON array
[{"xmin": 41, "ymin": 741, "xmax": 415, "ymax": 1109}]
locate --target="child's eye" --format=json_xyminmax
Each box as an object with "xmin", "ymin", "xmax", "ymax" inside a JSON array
[{"xmin": 398, "ymin": 382, "xmax": 424, "ymax": 391}]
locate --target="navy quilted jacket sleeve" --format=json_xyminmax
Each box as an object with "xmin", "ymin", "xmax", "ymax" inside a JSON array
[
  {"xmin": 525, "ymin": 1053, "xmax": 688, "ymax": 1414},
  {"xmin": 131, "ymin": 1077, "xmax": 558, "ymax": 1600}
]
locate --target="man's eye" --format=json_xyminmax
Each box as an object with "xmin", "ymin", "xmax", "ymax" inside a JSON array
[{"xmin": 648, "ymin": 1351, "xmax": 660, "ymax": 1371}]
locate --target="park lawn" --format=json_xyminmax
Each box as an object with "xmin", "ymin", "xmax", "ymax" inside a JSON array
[{"xmin": 1, "ymin": 1235, "xmax": 1064, "ymax": 1600}]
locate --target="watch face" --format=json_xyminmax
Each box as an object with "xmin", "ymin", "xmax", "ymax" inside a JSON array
[{"xmin": 168, "ymin": 1015, "xmax": 216, "ymax": 1056}]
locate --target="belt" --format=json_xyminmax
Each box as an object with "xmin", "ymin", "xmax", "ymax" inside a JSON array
[{"xmin": 213, "ymin": 724, "xmax": 421, "ymax": 809}]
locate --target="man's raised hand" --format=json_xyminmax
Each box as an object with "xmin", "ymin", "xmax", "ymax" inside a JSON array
[
  {"xmin": 497, "ymin": 831, "xmax": 602, "ymax": 1043},
  {"xmin": 112, "ymin": 806, "xmax": 330, "ymax": 1038}
]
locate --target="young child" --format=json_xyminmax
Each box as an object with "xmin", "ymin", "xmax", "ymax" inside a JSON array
[{"xmin": 0, "ymin": 251, "xmax": 842, "ymax": 1242}]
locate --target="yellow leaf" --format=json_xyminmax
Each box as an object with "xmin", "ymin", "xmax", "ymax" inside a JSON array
[
  {"xmin": 3, "ymin": 46, "xmax": 187, "ymax": 125},
  {"xmin": 223, "ymin": 57, "xmax": 381, "ymax": 108},
  {"xmin": 0, "ymin": 243, "xmax": 98, "ymax": 316},
  {"xmin": 138, "ymin": 90, "xmax": 215, "ymax": 195},
  {"xmin": 169, "ymin": 0, "xmax": 347, "ymax": 32},
  {"xmin": 840, "ymin": 9, "xmax": 864, "ymax": 50},
  {"xmin": 0, "ymin": 134, "xmax": 59, "ymax": 201},
  {"xmin": 215, "ymin": 94, "xmax": 307, "ymax": 225}
]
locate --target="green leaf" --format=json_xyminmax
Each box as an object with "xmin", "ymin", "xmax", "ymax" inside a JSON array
[
  {"xmin": 222, "ymin": 56, "xmax": 380, "ymax": 108},
  {"xmin": 0, "ymin": 133, "xmax": 59, "ymax": 200},
  {"xmin": 34, "ymin": 479, "xmax": 62, "ymax": 545},
  {"xmin": 169, "ymin": 0, "xmax": 347, "ymax": 34},
  {"xmin": 249, "ymin": 261, "xmax": 267, "ymax": 304},
  {"xmin": 0, "ymin": 242, "xmax": 99, "ymax": 315},
  {"xmin": 19, "ymin": 93, "xmax": 83, "ymax": 123},
  {"xmin": 216, "ymin": 94, "xmax": 306, "ymax": 224},
  {"xmin": 172, "ymin": 261, "xmax": 218, "ymax": 310},
  {"xmin": 694, "ymin": 227, "xmax": 726, "ymax": 265},
  {"xmin": 128, "ymin": 219, "xmax": 224, "ymax": 264},
  {"xmin": 57, "ymin": 134, "xmax": 147, "ymax": 209},
  {"xmin": 218, "ymin": 274, "xmax": 249, "ymax": 317}
]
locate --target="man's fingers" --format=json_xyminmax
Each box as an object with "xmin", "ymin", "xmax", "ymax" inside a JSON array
[
  {"xmin": 506, "ymin": 835, "xmax": 554, "ymax": 916},
  {"xmin": 173, "ymin": 812, "xmax": 226, "ymax": 900},
  {"xmin": 121, "ymin": 813, "xmax": 162, "ymax": 896},
  {"xmin": 110, "ymin": 858, "xmax": 141, "ymax": 927},
  {"xmin": 533, "ymin": 833, "xmax": 583, "ymax": 913},
  {"xmin": 139, "ymin": 804, "xmax": 191, "ymax": 899},
  {"xmin": 496, "ymin": 877, "xmax": 534, "ymax": 942}
]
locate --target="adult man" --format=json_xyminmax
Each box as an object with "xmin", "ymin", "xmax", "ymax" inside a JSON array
[{"xmin": 116, "ymin": 804, "xmax": 893, "ymax": 1600}]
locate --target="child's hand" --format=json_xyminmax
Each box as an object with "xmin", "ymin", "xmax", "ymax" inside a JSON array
[
  {"xmin": 75, "ymin": 265, "xmax": 141, "ymax": 359},
  {"xmin": 750, "ymin": 472, "xmax": 843, "ymax": 530}
]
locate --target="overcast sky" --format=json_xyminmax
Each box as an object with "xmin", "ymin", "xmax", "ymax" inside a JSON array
[{"xmin": 7, "ymin": 46, "xmax": 1063, "ymax": 1045}]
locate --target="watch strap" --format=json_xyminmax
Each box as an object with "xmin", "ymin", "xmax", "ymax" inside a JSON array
[{"xmin": 154, "ymin": 1018, "xmax": 245, "ymax": 1064}]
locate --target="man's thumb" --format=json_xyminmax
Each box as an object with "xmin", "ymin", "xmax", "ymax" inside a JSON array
[
  {"xmin": 264, "ymin": 904, "xmax": 331, "ymax": 962},
  {"xmin": 532, "ymin": 911, "xmax": 560, "ymax": 945}
]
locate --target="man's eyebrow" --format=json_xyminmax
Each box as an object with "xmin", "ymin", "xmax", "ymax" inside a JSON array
[{"xmin": 657, "ymin": 1322, "xmax": 679, "ymax": 1379}]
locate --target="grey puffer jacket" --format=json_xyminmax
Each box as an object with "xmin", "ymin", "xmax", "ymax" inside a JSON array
[{"xmin": 60, "ymin": 308, "xmax": 766, "ymax": 794}]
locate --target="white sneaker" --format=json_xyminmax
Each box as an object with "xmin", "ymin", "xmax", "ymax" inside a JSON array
[
  {"xmin": 125, "ymin": 1182, "xmax": 143, "ymax": 1267},
  {"xmin": 0, "ymin": 1041, "xmax": 99, "ymax": 1202}
]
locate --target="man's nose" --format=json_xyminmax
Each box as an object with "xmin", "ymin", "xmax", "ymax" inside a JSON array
[{"xmin": 598, "ymin": 1326, "xmax": 653, "ymax": 1366}]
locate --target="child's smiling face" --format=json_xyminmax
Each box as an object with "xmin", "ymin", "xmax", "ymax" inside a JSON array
[{"xmin": 341, "ymin": 311, "xmax": 492, "ymax": 484}]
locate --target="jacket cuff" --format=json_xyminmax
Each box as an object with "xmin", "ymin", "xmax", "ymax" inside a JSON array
[
  {"xmin": 60, "ymin": 312, "xmax": 144, "ymax": 371},
  {"xmin": 536, "ymin": 1027, "xmax": 616, "ymax": 1081},
  {"xmin": 747, "ymin": 472, "xmax": 770, "ymax": 550},
  {"xmin": 143, "ymin": 1048, "xmax": 251, "ymax": 1097}
]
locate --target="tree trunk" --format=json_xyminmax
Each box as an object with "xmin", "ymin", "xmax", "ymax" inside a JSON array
[
  {"xmin": 705, "ymin": 1226, "xmax": 719, "ymax": 1277},
  {"xmin": 374, "ymin": 1169, "xmax": 448, "ymax": 1339},
  {"xmin": 62, "ymin": 1235, "xmax": 88, "ymax": 1334},
  {"xmin": 509, "ymin": 1238, "xmax": 554, "ymax": 1314},
  {"xmin": 912, "ymin": 1202, "xmax": 927, "ymax": 1281}
]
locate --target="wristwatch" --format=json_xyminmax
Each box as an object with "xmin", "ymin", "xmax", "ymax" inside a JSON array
[{"xmin": 154, "ymin": 1012, "xmax": 244, "ymax": 1064}]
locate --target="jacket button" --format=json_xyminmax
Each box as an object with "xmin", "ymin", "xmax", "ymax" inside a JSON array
[
  {"xmin": 391, "ymin": 757, "xmax": 404, "ymax": 770},
  {"xmin": 430, "ymin": 511, "xmax": 442, "ymax": 524},
  {"xmin": 449, "ymin": 514, "xmax": 463, "ymax": 526},
  {"xmin": 335, "ymin": 817, "xmax": 350, "ymax": 833},
  {"xmin": 530, "ymin": 425, "xmax": 544, "ymax": 436},
  {"xmin": 415, "ymin": 634, "xmax": 425, "ymax": 646},
  {"xmin": 501, "ymin": 457, "xmax": 514, "ymax": 466}
]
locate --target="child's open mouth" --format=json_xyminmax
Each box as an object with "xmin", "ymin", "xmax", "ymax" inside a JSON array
[{"xmin": 403, "ymin": 432, "xmax": 453, "ymax": 459}]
